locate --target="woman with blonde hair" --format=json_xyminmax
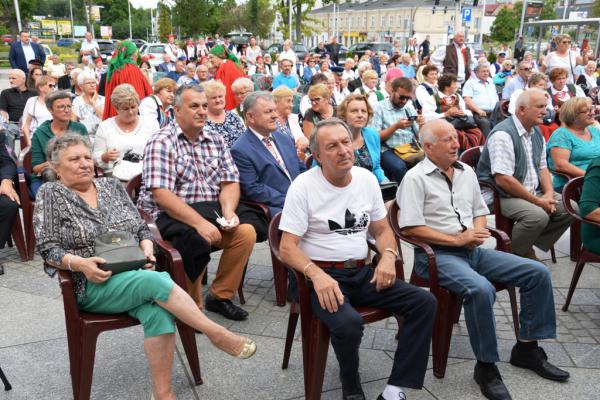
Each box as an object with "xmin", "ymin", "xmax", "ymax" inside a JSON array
[
  {"xmin": 93, "ymin": 84, "xmax": 159, "ymax": 181},
  {"xmin": 272, "ymin": 86, "xmax": 308, "ymax": 158},
  {"xmin": 541, "ymin": 34, "xmax": 588, "ymax": 83},
  {"xmin": 337, "ymin": 93, "xmax": 389, "ymax": 182},
  {"xmin": 202, "ymin": 80, "xmax": 245, "ymax": 147},
  {"xmin": 21, "ymin": 75, "xmax": 55, "ymax": 146},
  {"xmin": 547, "ymin": 96, "xmax": 600, "ymax": 190},
  {"xmin": 302, "ymin": 83, "xmax": 335, "ymax": 138}
]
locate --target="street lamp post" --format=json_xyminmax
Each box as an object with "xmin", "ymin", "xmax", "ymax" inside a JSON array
[
  {"xmin": 13, "ymin": 0, "xmax": 22, "ymax": 32},
  {"xmin": 128, "ymin": 0, "xmax": 133, "ymax": 39},
  {"xmin": 69, "ymin": 0, "xmax": 74, "ymax": 39}
]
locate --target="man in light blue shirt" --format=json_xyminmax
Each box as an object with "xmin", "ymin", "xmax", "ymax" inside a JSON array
[
  {"xmin": 398, "ymin": 54, "xmax": 416, "ymax": 80},
  {"xmin": 272, "ymin": 58, "xmax": 300, "ymax": 90},
  {"xmin": 501, "ymin": 60, "xmax": 531, "ymax": 100},
  {"xmin": 463, "ymin": 63, "xmax": 499, "ymax": 137},
  {"xmin": 370, "ymin": 77, "xmax": 424, "ymax": 182}
]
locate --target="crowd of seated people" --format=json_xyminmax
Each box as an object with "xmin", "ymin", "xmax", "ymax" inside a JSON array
[{"xmin": 4, "ymin": 29, "xmax": 600, "ymax": 400}]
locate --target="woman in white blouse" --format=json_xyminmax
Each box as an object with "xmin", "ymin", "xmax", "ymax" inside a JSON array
[
  {"xmin": 92, "ymin": 83, "xmax": 159, "ymax": 181},
  {"xmin": 414, "ymin": 65, "xmax": 439, "ymax": 112},
  {"xmin": 272, "ymin": 86, "xmax": 308, "ymax": 160},
  {"xmin": 72, "ymin": 71, "xmax": 105, "ymax": 138},
  {"xmin": 541, "ymin": 34, "xmax": 588, "ymax": 84},
  {"xmin": 21, "ymin": 75, "xmax": 54, "ymax": 146}
]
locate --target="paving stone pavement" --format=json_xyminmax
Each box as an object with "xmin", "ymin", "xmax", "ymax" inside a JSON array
[{"xmin": 1, "ymin": 224, "xmax": 600, "ymax": 399}]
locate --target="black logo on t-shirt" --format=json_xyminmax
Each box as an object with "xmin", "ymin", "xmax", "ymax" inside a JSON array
[{"xmin": 328, "ymin": 209, "xmax": 368, "ymax": 235}]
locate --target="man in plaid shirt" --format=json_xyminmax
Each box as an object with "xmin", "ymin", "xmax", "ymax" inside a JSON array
[{"xmin": 139, "ymin": 84, "xmax": 267, "ymax": 320}]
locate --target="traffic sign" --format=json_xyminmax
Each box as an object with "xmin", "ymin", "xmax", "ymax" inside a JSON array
[{"xmin": 462, "ymin": 7, "xmax": 472, "ymax": 23}]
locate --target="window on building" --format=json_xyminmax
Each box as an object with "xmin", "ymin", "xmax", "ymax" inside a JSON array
[
  {"xmin": 389, "ymin": 15, "xmax": 393, "ymax": 27},
  {"xmin": 404, "ymin": 18, "xmax": 408, "ymax": 29},
  {"xmin": 363, "ymin": 16, "xmax": 367, "ymax": 28},
  {"xmin": 474, "ymin": 17, "xmax": 480, "ymax": 28},
  {"xmin": 381, "ymin": 15, "xmax": 385, "ymax": 28},
  {"xmin": 370, "ymin": 16, "xmax": 375, "ymax": 28},
  {"xmin": 350, "ymin": 17, "xmax": 354, "ymax": 28},
  {"xmin": 397, "ymin": 15, "xmax": 401, "ymax": 27}
]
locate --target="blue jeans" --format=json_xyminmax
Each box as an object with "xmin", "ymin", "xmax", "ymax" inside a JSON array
[
  {"xmin": 414, "ymin": 247, "xmax": 556, "ymax": 363},
  {"xmin": 381, "ymin": 149, "xmax": 408, "ymax": 183}
]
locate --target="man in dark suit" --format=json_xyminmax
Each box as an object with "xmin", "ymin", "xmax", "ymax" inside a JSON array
[
  {"xmin": 230, "ymin": 91, "xmax": 306, "ymax": 217},
  {"xmin": 325, "ymin": 36, "xmax": 341, "ymax": 65},
  {"xmin": 9, "ymin": 31, "xmax": 46, "ymax": 74}
]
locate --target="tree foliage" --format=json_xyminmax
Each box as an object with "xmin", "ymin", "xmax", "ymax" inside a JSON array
[
  {"xmin": 275, "ymin": 0, "xmax": 321, "ymax": 41},
  {"xmin": 490, "ymin": 5, "xmax": 519, "ymax": 43},
  {"xmin": 158, "ymin": 1, "xmax": 172, "ymax": 41},
  {"xmin": 0, "ymin": 0, "xmax": 38, "ymax": 35}
]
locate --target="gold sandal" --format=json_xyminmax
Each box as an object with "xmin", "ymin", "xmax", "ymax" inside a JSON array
[{"xmin": 235, "ymin": 338, "xmax": 257, "ymax": 359}]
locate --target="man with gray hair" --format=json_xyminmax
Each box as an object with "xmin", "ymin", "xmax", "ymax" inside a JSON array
[
  {"xmin": 280, "ymin": 118, "xmax": 436, "ymax": 400},
  {"xmin": 399, "ymin": 119, "xmax": 569, "ymax": 400},
  {"xmin": 0, "ymin": 69, "xmax": 38, "ymax": 151},
  {"xmin": 462, "ymin": 63, "xmax": 498, "ymax": 137},
  {"xmin": 477, "ymin": 88, "xmax": 573, "ymax": 260},
  {"xmin": 230, "ymin": 91, "xmax": 305, "ymax": 217},
  {"xmin": 138, "ymin": 84, "xmax": 267, "ymax": 321}
]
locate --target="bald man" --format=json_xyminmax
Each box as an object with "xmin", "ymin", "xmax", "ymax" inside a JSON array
[{"xmin": 398, "ymin": 119, "xmax": 569, "ymax": 400}]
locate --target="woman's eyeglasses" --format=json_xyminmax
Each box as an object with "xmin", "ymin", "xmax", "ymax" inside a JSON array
[{"xmin": 47, "ymin": 84, "xmax": 56, "ymax": 88}]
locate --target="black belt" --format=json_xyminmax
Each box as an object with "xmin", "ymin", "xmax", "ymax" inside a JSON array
[{"xmin": 313, "ymin": 259, "xmax": 366, "ymax": 269}]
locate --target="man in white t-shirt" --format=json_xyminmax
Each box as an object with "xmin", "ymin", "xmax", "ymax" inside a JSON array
[
  {"xmin": 79, "ymin": 32, "xmax": 99, "ymax": 64},
  {"xmin": 279, "ymin": 118, "xmax": 436, "ymax": 400}
]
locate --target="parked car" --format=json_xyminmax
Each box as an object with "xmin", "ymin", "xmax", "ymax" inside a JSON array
[
  {"xmin": 130, "ymin": 38, "xmax": 147, "ymax": 48},
  {"xmin": 56, "ymin": 38, "xmax": 80, "ymax": 47},
  {"xmin": 347, "ymin": 42, "xmax": 392, "ymax": 59},
  {"xmin": 1, "ymin": 34, "xmax": 12, "ymax": 45},
  {"xmin": 266, "ymin": 43, "xmax": 308, "ymax": 62},
  {"xmin": 97, "ymin": 39, "xmax": 115, "ymax": 62},
  {"xmin": 41, "ymin": 44, "xmax": 53, "ymax": 57},
  {"xmin": 225, "ymin": 31, "xmax": 253, "ymax": 46},
  {"xmin": 139, "ymin": 43, "xmax": 169, "ymax": 68}
]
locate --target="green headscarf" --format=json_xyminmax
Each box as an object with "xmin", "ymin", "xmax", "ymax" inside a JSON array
[
  {"xmin": 209, "ymin": 44, "xmax": 241, "ymax": 67},
  {"xmin": 107, "ymin": 40, "xmax": 138, "ymax": 83}
]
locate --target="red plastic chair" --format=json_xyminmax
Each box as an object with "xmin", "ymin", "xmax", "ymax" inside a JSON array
[
  {"xmin": 57, "ymin": 223, "xmax": 202, "ymax": 400},
  {"xmin": 561, "ymin": 176, "xmax": 600, "ymax": 311},
  {"xmin": 125, "ymin": 174, "xmax": 264, "ymax": 305},
  {"xmin": 459, "ymin": 146, "xmax": 560, "ymax": 263},
  {"xmin": 387, "ymin": 201, "xmax": 519, "ymax": 378},
  {"xmin": 268, "ymin": 212, "xmax": 405, "ymax": 399}
]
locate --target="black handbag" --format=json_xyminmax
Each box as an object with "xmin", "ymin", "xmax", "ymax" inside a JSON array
[
  {"xmin": 94, "ymin": 180, "xmax": 148, "ymax": 274},
  {"xmin": 446, "ymin": 115, "xmax": 477, "ymax": 130}
]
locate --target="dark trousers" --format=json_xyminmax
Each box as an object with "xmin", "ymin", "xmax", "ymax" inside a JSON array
[
  {"xmin": 310, "ymin": 265, "xmax": 436, "ymax": 389},
  {"xmin": 473, "ymin": 113, "xmax": 492, "ymax": 138},
  {"xmin": 0, "ymin": 195, "xmax": 19, "ymax": 248}
]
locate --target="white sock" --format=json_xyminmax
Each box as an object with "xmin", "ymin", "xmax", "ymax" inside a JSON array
[{"xmin": 382, "ymin": 384, "xmax": 406, "ymax": 399}]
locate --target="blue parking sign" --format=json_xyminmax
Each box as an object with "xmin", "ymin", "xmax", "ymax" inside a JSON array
[{"xmin": 462, "ymin": 8, "xmax": 472, "ymax": 23}]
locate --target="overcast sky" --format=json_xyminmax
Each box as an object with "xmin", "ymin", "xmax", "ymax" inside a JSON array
[{"xmin": 130, "ymin": 0, "xmax": 158, "ymax": 8}]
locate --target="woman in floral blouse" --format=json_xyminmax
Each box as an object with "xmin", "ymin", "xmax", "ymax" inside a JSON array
[
  {"xmin": 202, "ymin": 80, "xmax": 245, "ymax": 147},
  {"xmin": 34, "ymin": 134, "xmax": 256, "ymax": 400}
]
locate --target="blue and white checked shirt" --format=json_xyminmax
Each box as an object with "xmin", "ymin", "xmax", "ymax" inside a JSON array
[{"xmin": 370, "ymin": 98, "xmax": 419, "ymax": 148}]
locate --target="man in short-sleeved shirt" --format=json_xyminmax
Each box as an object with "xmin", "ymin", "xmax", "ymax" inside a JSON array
[
  {"xmin": 462, "ymin": 63, "xmax": 498, "ymax": 138},
  {"xmin": 279, "ymin": 118, "xmax": 436, "ymax": 400},
  {"xmin": 138, "ymin": 84, "xmax": 266, "ymax": 321},
  {"xmin": 400, "ymin": 119, "xmax": 569, "ymax": 400},
  {"xmin": 477, "ymin": 89, "xmax": 573, "ymax": 261},
  {"xmin": 272, "ymin": 58, "xmax": 299, "ymax": 90},
  {"xmin": 370, "ymin": 77, "xmax": 424, "ymax": 183},
  {"xmin": 79, "ymin": 32, "xmax": 99, "ymax": 64}
]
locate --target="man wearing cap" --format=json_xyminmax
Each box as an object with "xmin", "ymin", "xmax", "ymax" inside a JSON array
[{"xmin": 9, "ymin": 31, "xmax": 46, "ymax": 74}]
